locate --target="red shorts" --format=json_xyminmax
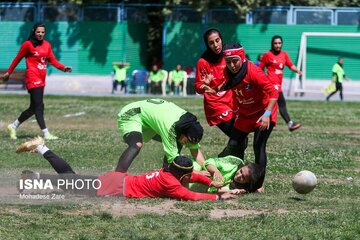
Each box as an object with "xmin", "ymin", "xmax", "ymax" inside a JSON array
[
  {"xmin": 207, "ymin": 110, "xmax": 234, "ymax": 126},
  {"xmin": 96, "ymin": 171, "xmax": 127, "ymax": 197},
  {"xmin": 234, "ymin": 106, "xmax": 278, "ymax": 133}
]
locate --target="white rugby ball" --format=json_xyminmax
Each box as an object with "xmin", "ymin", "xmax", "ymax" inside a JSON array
[{"xmin": 292, "ymin": 170, "xmax": 317, "ymax": 194}]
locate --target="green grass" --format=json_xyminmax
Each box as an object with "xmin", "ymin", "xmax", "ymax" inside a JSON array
[{"xmin": 0, "ymin": 94, "xmax": 359, "ymax": 239}]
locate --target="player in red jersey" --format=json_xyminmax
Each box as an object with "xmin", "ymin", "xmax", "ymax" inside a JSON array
[
  {"xmin": 2, "ymin": 23, "xmax": 72, "ymax": 140},
  {"xmin": 202, "ymin": 44, "xmax": 279, "ymax": 192},
  {"xmin": 259, "ymin": 35, "xmax": 302, "ymax": 132},
  {"xmin": 195, "ymin": 28, "xmax": 235, "ymax": 137},
  {"xmin": 16, "ymin": 137, "xmax": 238, "ymax": 201}
]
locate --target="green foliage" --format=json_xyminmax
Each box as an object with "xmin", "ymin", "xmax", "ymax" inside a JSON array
[{"xmin": 0, "ymin": 95, "xmax": 359, "ymax": 239}]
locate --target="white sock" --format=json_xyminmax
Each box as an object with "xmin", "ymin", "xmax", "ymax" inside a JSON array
[
  {"xmin": 11, "ymin": 119, "xmax": 20, "ymax": 129},
  {"xmin": 36, "ymin": 145, "xmax": 49, "ymax": 155},
  {"xmin": 42, "ymin": 128, "xmax": 49, "ymax": 136},
  {"xmin": 288, "ymin": 121, "xmax": 293, "ymax": 127}
]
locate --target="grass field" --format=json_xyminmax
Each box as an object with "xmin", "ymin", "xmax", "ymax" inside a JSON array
[{"xmin": 0, "ymin": 94, "xmax": 359, "ymax": 239}]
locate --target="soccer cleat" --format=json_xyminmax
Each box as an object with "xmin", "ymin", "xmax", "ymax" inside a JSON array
[
  {"xmin": 44, "ymin": 133, "xmax": 59, "ymax": 140},
  {"xmin": 288, "ymin": 121, "xmax": 301, "ymax": 132},
  {"xmin": 16, "ymin": 136, "xmax": 44, "ymax": 153},
  {"xmin": 7, "ymin": 124, "xmax": 17, "ymax": 140}
]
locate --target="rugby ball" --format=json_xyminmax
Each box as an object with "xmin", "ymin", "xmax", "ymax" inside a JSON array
[{"xmin": 292, "ymin": 170, "xmax": 317, "ymax": 194}]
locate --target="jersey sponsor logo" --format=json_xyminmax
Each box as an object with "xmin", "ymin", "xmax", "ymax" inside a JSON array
[
  {"xmin": 235, "ymin": 96, "xmax": 255, "ymax": 105},
  {"xmin": 37, "ymin": 63, "xmax": 47, "ymax": 70}
]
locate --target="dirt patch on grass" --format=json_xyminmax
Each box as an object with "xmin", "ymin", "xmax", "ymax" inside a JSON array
[{"xmin": 100, "ymin": 200, "xmax": 185, "ymax": 217}]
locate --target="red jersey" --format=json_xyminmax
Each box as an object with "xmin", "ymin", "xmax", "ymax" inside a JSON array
[
  {"xmin": 259, "ymin": 50, "xmax": 294, "ymax": 92},
  {"xmin": 96, "ymin": 169, "xmax": 217, "ymax": 201},
  {"xmin": 195, "ymin": 58, "xmax": 233, "ymax": 126},
  {"xmin": 7, "ymin": 40, "xmax": 65, "ymax": 90},
  {"xmin": 229, "ymin": 62, "xmax": 279, "ymax": 133}
]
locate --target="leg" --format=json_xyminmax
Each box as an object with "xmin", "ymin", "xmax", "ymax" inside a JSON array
[
  {"xmin": 112, "ymin": 80, "xmax": 118, "ymax": 93},
  {"xmin": 8, "ymin": 87, "xmax": 44, "ymax": 139},
  {"xmin": 17, "ymin": 137, "xmax": 99, "ymax": 196},
  {"xmin": 43, "ymin": 150, "xmax": 75, "ymax": 174},
  {"xmin": 120, "ymin": 81, "xmax": 126, "ymax": 93},
  {"xmin": 337, "ymin": 82, "xmax": 343, "ymax": 101},
  {"xmin": 277, "ymin": 92, "xmax": 291, "ymax": 124},
  {"xmin": 218, "ymin": 128, "xmax": 248, "ymax": 160},
  {"xmin": 28, "ymin": 87, "xmax": 46, "ymax": 130},
  {"xmin": 216, "ymin": 118, "xmax": 234, "ymax": 137},
  {"xmin": 278, "ymin": 92, "xmax": 301, "ymax": 131},
  {"xmin": 252, "ymin": 124, "xmax": 274, "ymax": 188},
  {"xmin": 326, "ymin": 86, "xmax": 338, "ymax": 101},
  {"xmin": 115, "ymin": 132, "xmax": 143, "ymax": 172}
]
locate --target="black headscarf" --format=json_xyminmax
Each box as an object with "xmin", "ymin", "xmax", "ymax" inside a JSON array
[
  {"xmin": 200, "ymin": 28, "xmax": 223, "ymax": 64},
  {"xmin": 28, "ymin": 23, "xmax": 45, "ymax": 48},
  {"xmin": 175, "ymin": 112, "xmax": 203, "ymax": 144},
  {"xmin": 167, "ymin": 156, "xmax": 194, "ymax": 181},
  {"xmin": 270, "ymin": 35, "xmax": 283, "ymax": 55}
]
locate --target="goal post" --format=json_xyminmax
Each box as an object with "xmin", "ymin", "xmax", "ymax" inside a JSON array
[{"xmin": 294, "ymin": 32, "xmax": 360, "ymax": 95}]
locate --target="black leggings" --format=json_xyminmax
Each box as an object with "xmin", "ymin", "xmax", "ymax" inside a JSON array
[
  {"xmin": 115, "ymin": 132, "xmax": 143, "ymax": 172},
  {"xmin": 18, "ymin": 87, "xmax": 46, "ymax": 129},
  {"xmin": 220, "ymin": 125, "xmax": 274, "ymax": 187},
  {"xmin": 113, "ymin": 80, "xmax": 126, "ymax": 92},
  {"xmin": 40, "ymin": 150, "xmax": 98, "ymax": 196},
  {"xmin": 327, "ymin": 82, "xmax": 343, "ymax": 100},
  {"xmin": 216, "ymin": 118, "xmax": 234, "ymax": 137},
  {"xmin": 278, "ymin": 91, "xmax": 291, "ymax": 124}
]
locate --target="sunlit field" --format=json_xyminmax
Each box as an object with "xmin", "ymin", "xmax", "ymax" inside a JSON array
[{"xmin": 0, "ymin": 94, "xmax": 359, "ymax": 239}]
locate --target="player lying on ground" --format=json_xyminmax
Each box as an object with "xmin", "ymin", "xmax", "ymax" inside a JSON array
[
  {"xmin": 203, "ymin": 155, "xmax": 264, "ymax": 193},
  {"xmin": 17, "ymin": 137, "xmax": 238, "ymax": 201},
  {"xmin": 116, "ymin": 99, "xmax": 207, "ymax": 175}
]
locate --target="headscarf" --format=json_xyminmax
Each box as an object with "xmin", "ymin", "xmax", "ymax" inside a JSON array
[
  {"xmin": 175, "ymin": 112, "xmax": 203, "ymax": 144},
  {"xmin": 28, "ymin": 23, "xmax": 45, "ymax": 48},
  {"xmin": 200, "ymin": 28, "xmax": 223, "ymax": 64},
  {"xmin": 168, "ymin": 156, "xmax": 194, "ymax": 181},
  {"xmin": 270, "ymin": 35, "xmax": 283, "ymax": 55}
]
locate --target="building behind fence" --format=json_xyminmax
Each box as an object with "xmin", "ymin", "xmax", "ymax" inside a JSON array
[{"xmin": 0, "ymin": 2, "xmax": 359, "ymax": 81}]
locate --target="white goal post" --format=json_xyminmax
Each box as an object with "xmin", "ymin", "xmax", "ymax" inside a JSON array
[{"xmin": 294, "ymin": 32, "xmax": 360, "ymax": 94}]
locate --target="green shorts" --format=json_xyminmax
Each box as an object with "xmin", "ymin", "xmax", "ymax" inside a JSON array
[{"xmin": 117, "ymin": 106, "xmax": 156, "ymax": 142}]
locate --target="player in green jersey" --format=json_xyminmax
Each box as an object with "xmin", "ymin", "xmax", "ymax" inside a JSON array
[
  {"xmin": 116, "ymin": 99, "xmax": 207, "ymax": 174},
  {"xmin": 204, "ymin": 155, "xmax": 263, "ymax": 193}
]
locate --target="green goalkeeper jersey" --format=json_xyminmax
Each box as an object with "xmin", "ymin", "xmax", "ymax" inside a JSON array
[
  {"xmin": 118, "ymin": 99, "xmax": 199, "ymax": 162},
  {"xmin": 204, "ymin": 155, "xmax": 244, "ymax": 193}
]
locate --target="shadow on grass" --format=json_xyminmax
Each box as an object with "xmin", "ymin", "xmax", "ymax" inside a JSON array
[{"xmin": 288, "ymin": 196, "xmax": 307, "ymax": 201}]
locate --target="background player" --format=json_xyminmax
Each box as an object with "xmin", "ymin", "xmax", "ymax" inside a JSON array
[
  {"xmin": 260, "ymin": 35, "xmax": 302, "ymax": 132},
  {"xmin": 2, "ymin": 23, "xmax": 72, "ymax": 140}
]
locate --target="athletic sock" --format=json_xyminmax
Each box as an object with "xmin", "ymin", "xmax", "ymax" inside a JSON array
[
  {"xmin": 36, "ymin": 144, "xmax": 49, "ymax": 155},
  {"xmin": 42, "ymin": 128, "xmax": 49, "ymax": 136},
  {"xmin": 11, "ymin": 119, "xmax": 20, "ymax": 129}
]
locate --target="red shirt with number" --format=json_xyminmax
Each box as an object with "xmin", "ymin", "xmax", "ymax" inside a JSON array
[
  {"xmin": 259, "ymin": 50, "xmax": 294, "ymax": 92},
  {"xmin": 229, "ymin": 62, "xmax": 279, "ymax": 133},
  {"xmin": 6, "ymin": 40, "xmax": 65, "ymax": 90},
  {"xmin": 195, "ymin": 58, "xmax": 233, "ymax": 126},
  {"xmin": 97, "ymin": 169, "xmax": 217, "ymax": 201}
]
